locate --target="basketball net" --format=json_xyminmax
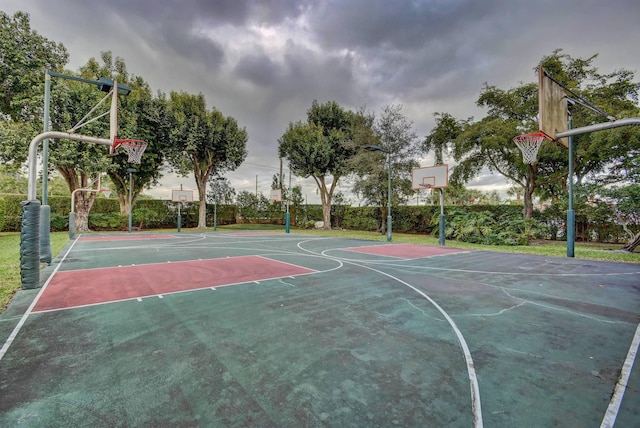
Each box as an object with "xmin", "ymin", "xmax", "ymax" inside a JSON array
[
  {"xmin": 113, "ymin": 139, "xmax": 148, "ymax": 164},
  {"xmin": 513, "ymin": 132, "xmax": 547, "ymax": 165}
]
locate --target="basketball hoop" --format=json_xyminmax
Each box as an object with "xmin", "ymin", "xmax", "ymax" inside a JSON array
[
  {"xmin": 513, "ymin": 132, "xmax": 548, "ymax": 165},
  {"xmin": 112, "ymin": 138, "xmax": 148, "ymax": 164},
  {"xmin": 419, "ymin": 183, "xmax": 433, "ymax": 190}
]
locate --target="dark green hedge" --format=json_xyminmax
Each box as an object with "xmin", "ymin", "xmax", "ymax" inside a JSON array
[
  {"xmin": 341, "ymin": 205, "xmax": 524, "ymax": 234},
  {"xmin": 0, "ymin": 192, "xmax": 629, "ymax": 244},
  {"xmin": 0, "ymin": 196, "xmax": 5, "ymax": 231}
]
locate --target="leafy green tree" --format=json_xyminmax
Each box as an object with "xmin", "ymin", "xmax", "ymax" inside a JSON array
[
  {"xmin": 597, "ymin": 185, "xmax": 640, "ymax": 251},
  {"xmin": 235, "ymin": 190, "xmax": 270, "ymax": 219},
  {"xmin": 79, "ymin": 52, "xmax": 172, "ymax": 216},
  {"xmin": 235, "ymin": 190, "xmax": 258, "ymax": 219},
  {"xmin": 425, "ymin": 90, "xmax": 539, "ymax": 217},
  {"xmin": 424, "ymin": 182, "xmax": 501, "ymax": 205},
  {"xmin": 0, "ymin": 11, "xmax": 69, "ymax": 121},
  {"xmin": 0, "ymin": 164, "xmax": 27, "ymax": 194},
  {"xmin": 167, "ymin": 92, "xmax": 248, "ymax": 228},
  {"xmin": 279, "ymin": 100, "xmax": 357, "ymax": 229},
  {"xmin": 207, "ymin": 177, "xmax": 236, "ymax": 205},
  {"xmin": 0, "ymin": 10, "xmax": 68, "ymax": 192},
  {"xmin": 351, "ymin": 105, "xmax": 420, "ymax": 234},
  {"xmin": 424, "ymin": 49, "xmax": 640, "ymax": 219}
]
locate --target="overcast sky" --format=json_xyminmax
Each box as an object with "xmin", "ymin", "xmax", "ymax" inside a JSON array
[{"xmin": 3, "ymin": 0, "xmax": 640, "ymax": 203}]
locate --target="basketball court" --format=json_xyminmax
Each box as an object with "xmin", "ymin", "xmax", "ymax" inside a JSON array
[{"xmin": 1, "ymin": 231, "xmax": 638, "ymax": 427}]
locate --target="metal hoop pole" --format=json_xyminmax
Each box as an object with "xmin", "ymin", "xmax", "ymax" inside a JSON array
[
  {"xmin": 439, "ymin": 188, "xmax": 445, "ymax": 246},
  {"xmin": 567, "ymin": 112, "xmax": 575, "ymax": 257},
  {"xmin": 386, "ymin": 152, "xmax": 392, "ymax": 242}
]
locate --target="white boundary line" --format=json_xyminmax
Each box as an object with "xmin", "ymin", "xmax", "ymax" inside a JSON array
[
  {"xmin": 0, "ymin": 236, "xmax": 80, "ymax": 362},
  {"xmin": 600, "ymin": 322, "xmax": 640, "ymax": 428}
]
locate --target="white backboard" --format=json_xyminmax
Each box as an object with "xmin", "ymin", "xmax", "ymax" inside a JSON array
[
  {"xmin": 172, "ymin": 189, "xmax": 194, "ymax": 203},
  {"xmin": 269, "ymin": 189, "xmax": 282, "ymax": 202},
  {"xmin": 412, "ymin": 165, "xmax": 448, "ymax": 189}
]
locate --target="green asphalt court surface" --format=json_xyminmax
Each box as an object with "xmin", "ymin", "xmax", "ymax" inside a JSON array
[{"xmin": 1, "ymin": 231, "xmax": 639, "ymax": 427}]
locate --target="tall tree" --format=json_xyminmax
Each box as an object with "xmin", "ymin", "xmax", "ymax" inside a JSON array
[
  {"xmin": 0, "ymin": 11, "xmax": 69, "ymax": 121},
  {"xmin": 351, "ymin": 105, "xmax": 420, "ymax": 233},
  {"xmin": 167, "ymin": 92, "xmax": 248, "ymax": 228},
  {"xmin": 75, "ymin": 53, "xmax": 173, "ymax": 216},
  {"xmin": 278, "ymin": 100, "xmax": 356, "ymax": 229},
  {"xmin": 424, "ymin": 49, "xmax": 640, "ymax": 218},
  {"xmin": 0, "ymin": 10, "xmax": 68, "ymax": 177},
  {"xmin": 207, "ymin": 177, "xmax": 236, "ymax": 205}
]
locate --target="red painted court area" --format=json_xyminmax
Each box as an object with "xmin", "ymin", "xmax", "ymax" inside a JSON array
[
  {"xmin": 228, "ymin": 232, "xmax": 284, "ymax": 236},
  {"xmin": 345, "ymin": 243, "xmax": 466, "ymax": 259},
  {"xmin": 79, "ymin": 235, "xmax": 176, "ymax": 242},
  {"xmin": 34, "ymin": 255, "xmax": 316, "ymax": 312}
]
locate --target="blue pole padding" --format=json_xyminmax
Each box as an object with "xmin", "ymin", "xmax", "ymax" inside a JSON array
[{"xmin": 20, "ymin": 200, "xmax": 41, "ymax": 289}]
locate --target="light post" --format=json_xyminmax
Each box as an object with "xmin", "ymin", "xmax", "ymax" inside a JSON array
[
  {"xmin": 214, "ymin": 196, "xmax": 218, "ymax": 231},
  {"xmin": 365, "ymin": 145, "xmax": 392, "ymax": 241},
  {"xmin": 127, "ymin": 168, "xmax": 137, "ymax": 233},
  {"xmin": 567, "ymin": 107, "xmax": 575, "ymax": 257},
  {"xmin": 212, "ymin": 177, "xmax": 225, "ymax": 231}
]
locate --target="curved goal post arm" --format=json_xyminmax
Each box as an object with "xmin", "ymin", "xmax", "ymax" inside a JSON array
[
  {"xmin": 22, "ymin": 131, "xmax": 112, "ymax": 289},
  {"xmin": 27, "ymin": 131, "xmax": 111, "ymax": 200}
]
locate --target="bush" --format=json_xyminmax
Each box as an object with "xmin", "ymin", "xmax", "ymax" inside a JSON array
[
  {"xmin": 132, "ymin": 207, "xmax": 162, "ymax": 229},
  {"xmin": 88, "ymin": 213, "xmax": 127, "ymax": 231},
  {"xmin": 297, "ymin": 220, "xmax": 316, "ymax": 229},
  {"xmin": 50, "ymin": 213, "xmax": 69, "ymax": 231},
  {"xmin": 342, "ymin": 207, "xmax": 380, "ymax": 231},
  {"xmin": 0, "ymin": 197, "xmax": 5, "ymax": 231}
]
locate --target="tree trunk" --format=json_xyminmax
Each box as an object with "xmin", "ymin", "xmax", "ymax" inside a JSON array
[
  {"xmin": 321, "ymin": 202, "xmax": 331, "ymax": 230},
  {"xmin": 622, "ymin": 231, "xmax": 640, "ymax": 252},
  {"xmin": 522, "ymin": 165, "xmax": 536, "ymax": 219},
  {"xmin": 74, "ymin": 192, "xmax": 97, "ymax": 232},
  {"xmin": 316, "ymin": 175, "xmax": 338, "ymax": 230},
  {"xmin": 75, "ymin": 207, "xmax": 89, "ymax": 232},
  {"xmin": 118, "ymin": 193, "xmax": 130, "ymax": 216},
  {"xmin": 195, "ymin": 174, "xmax": 208, "ymax": 229}
]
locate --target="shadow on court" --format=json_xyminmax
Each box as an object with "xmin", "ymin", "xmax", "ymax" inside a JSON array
[{"xmin": 1, "ymin": 232, "xmax": 638, "ymax": 427}]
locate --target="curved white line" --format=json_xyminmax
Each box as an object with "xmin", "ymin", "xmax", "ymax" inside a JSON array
[{"xmin": 297, "ymin": 239, "xmax": 484, "ymax": 427}]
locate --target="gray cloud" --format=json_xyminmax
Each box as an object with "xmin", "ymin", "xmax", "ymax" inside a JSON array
[{"xmin": 3, "ymin": 0, "xmax": 640, "ymax": 201}]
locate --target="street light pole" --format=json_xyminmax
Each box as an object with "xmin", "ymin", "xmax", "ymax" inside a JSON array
[
  {"xmin": 567, "ymin": 109, "xmax": 575, "ymax": 257},
  {"xmin": 364, "ymin": 145, "xmax": 392, "ymax": 241},
  {"xmin": 386, "ymin": 152, "xmax": 392, "ymax": 241},
  {"xmin": 127, "ymin": 168, "xmax": 137, "ymax": 233},
  {"xmin": 214, "ymin": 196, "xmax": 218, "ymax": 231},
  {"xmin": 212, "ymin": 177, "xmax": 225, "ymax": 232}
]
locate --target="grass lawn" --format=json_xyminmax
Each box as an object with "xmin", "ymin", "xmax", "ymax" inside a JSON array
[
  {"xmin": 0, "ymin": 232, "xmax": 69, "ymax": 312},
  {"xmin": 1, "ymin": 226, "xmax": 638, "ymax": 314}
]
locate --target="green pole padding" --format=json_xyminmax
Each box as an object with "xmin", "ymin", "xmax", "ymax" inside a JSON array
[
  {"xmin": 177, "ymin": 214, "xmax": 182, "ymax": 232},
  {"xmin": 69, "ymin": 211, "xmax": 76, "ymax": 239},
  {"xmin": 39, "ymin": 205, "xmax": 52, "ymax": 264},
  {"xmin": 285, "ymin": 212, "xmax": 290, "ymax": 233},
  {"xmin": 20, "ymin": 200, "xmax": 41, "ymax": 289}
]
